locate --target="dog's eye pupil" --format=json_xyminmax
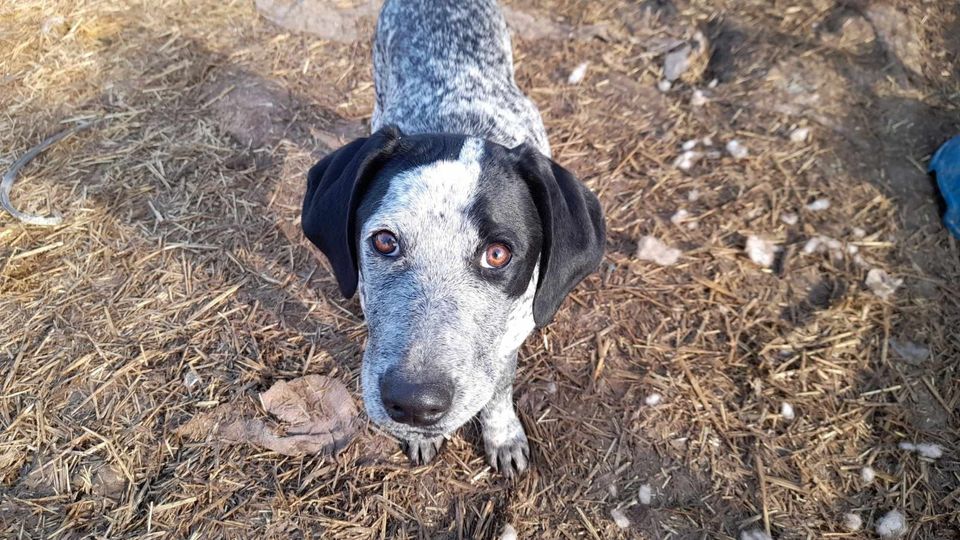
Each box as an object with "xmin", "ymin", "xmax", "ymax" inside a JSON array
[
  {"xmin": 372, "ymin": 231, "xmax": 399, "ymax": 255},
  {"xmin": 484, "ymin": 243, "xmax": 511, "ymax": 268}
]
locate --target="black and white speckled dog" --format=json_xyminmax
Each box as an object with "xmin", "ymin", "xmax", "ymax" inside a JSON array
[{"xmin": 302, "ymin": 0, "xmax": 605, "ymax": 476}]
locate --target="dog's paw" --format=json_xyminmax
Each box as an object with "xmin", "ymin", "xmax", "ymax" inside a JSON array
[
  {"xmin": 402, "ymin": 436, "xmax": 444, "ymax": 466},
  {"xmin": 482, "ymin": 417, "xmax": 530, "ymax": 478}
]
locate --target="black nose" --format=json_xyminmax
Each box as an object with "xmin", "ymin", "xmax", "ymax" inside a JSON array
[{"xmin": 379, "ymin": 372, "xmax": 453, "ymax": 427}]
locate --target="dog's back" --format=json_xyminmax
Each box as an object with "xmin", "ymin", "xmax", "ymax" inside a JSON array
[{"xmin": 372, "ymin": 0, "xmax": 550, "ymax": 156}]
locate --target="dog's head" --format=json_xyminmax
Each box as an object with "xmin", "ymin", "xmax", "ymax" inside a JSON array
[{"xmin": 302, "ymin": 126, "xmax": 604, "ymax": 441}]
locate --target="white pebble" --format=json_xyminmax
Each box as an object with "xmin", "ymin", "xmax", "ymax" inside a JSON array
[
  {"xmin": 701, "ymin": 136, "xmax": 713, "ymax": 146},
  {"xmin": 780, "ymin": 402, "xmax": 795, "ymax": 421},
  {"xmin": 745, "ymin": 236, "xmax": 777, "ymax": 268},
  {"xmin": 726, "ymin": 139, "xmax": 748, "ymax": 159},
  {"xmin": 636, "ymin": 236, "xmax": 682, "ymax": 267},
  {"xmin": 183, "ymin": 370, "xmax": 201, "ymax": 390},
  {"xmin": 546, "ymin": 381, "xmax": 558, "ymax": 394},
  {"xmin": 802, "ymin": 237, "xmax": 821, "ymax": 255},
  {"xmin": 663, "ymin": 44, "xmax": 691, "ymax": 81},
  {"xmin": 805, "ymin": 198, "xmax": 831, "ymax": 211},
  {"xmin": 853, "ymin": 227, "xmax": 866, "ymax": 238},
  {"xmin": 865, "ymin": 268, "xmax": 903, "ymax": 300},
  {"xmin": 499, "ymin": 524, "xmax": 518, "ymax": 540},
  {"xmin": 672, "ymin": 150, "xmax": 701, "ymax": 171},
  {"xmin": 657, "ymin": 79, "xmax": 672, "ymax": 92},
  {"xmin": 876, "ymin": 509, "xmax": 907, "ymax": 538},
  {"xmin": 681, "ymin": 139, "xmax": 698, "ymax": 151},
  {"xmin": 690, "ymin": 89, "xmax": 708, "ymax": 107},
  {"xmin": 670, "ymin": 209, "xmax": 690, "ymax": 225},
  {"xmin": 644, "ymin": 393, "xmax": 662, "ymax": 406},
  {"xmin": 740, "ymin": 529, "xmax": 773, "ymax": 540},
  {"xmin": 916, "ymin": 443, "xmax": 943, "ymax": 459},
  {"xmin": 638, "ymin": 484, "xmax": 653, "ymax": 505},
  {"xmin": 860, "ymin": 466, "xmax": 876, "ymax": 483},
  {"xmin": 567, "ymin": 62, "xmax": 589, "ymax": 84},
  {"xmin": 789, "ymin": 126, "xmax": 810, "ymax": 143},
  {"xmin": 708, "ymin": 78, "xmax": 719, "ymax": 88},
  {"xmin": 610, "ymin": 508, "xmax": 630, "ymax": 529},
  {"xmin": 687, "ymin": 188, "xmax": 701, "ymax": 202},
  {"xmin": 900, "ymin": 441, "xmax": 943, "ymax": 459},
  {"xmin": 842, "ymin": 513, "xmax": 863, "ymax": 532},
  {"xmin": 780, "ymin": 213, "xmax": 798, "ymax": 225}
]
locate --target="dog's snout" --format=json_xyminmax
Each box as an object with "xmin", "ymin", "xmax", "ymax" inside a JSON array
[{"xmin": 379, "ymin": 372, "xmax": 453, "ymax": 427}]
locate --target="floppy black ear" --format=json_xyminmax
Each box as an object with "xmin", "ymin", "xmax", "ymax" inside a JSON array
[
  {"xmin": 515, "ymin": 146, "xmax": 606, "ymax": 327},
  {"xmin": 302, "ymin": 125, "xmax": 403, "ymax": 298}
]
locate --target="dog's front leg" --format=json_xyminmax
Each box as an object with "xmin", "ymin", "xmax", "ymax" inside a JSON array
[{"xmin": 480, "ymin": 370, "xmax": 530, "ymax": 477}]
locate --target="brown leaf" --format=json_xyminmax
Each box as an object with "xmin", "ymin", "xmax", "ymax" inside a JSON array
[{"xmin": 176, "ymin": 375, "xmax": 360, "ymax": 457}]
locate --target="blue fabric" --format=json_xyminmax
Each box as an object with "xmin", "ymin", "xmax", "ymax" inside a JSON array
[{"xmin": 929, "ymin": 135, "xmax": 960, "ymax": 239}]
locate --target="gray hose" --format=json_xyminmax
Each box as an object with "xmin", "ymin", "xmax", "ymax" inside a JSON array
[{"xmin": 1, "ymin": 121, "xmax": 93, "ymax": 226}]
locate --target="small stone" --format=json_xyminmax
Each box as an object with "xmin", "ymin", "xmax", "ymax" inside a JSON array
[
  {"xmin": 860, "ymin": 466, "xmax": 875, "ymax": 483},
  {"xmin": 568, "ymin": 62, "xmax": 589, "ymax": 85},
  {"xmin": 663, "ymin": 44, "xmax": 692, "ymax": 81},
  {"xmin": 789, "ymin": 126, "xmax": 810, "ymax": 143},
  {"xmin": 865, "ymin": 268, "xmax": 903, "ymax": 299},
  {"xmin": 805, "ymin": 198, "xmax": 830, "ymax": 211},
  {"xmin": 673, "ymin": 150, "xmax": 701, "ymax": 171},
  {"xmin": 701, "ymin": 136, "xmax": 713, "ymax": 146},
  {"xmin": 658, "ymin": 79, "xmax": 673, "ymax": 92},
  {"xmin": 916, "ymin": 443, "xmax": 943, "ymax": 459},
  {"xmin": 687, "ymin": 189, "xmax": 701, "ymax": 202},
  {"xmin": 726, "ymin": 139, "xmax": 748, "ymax": 159},
  {"xmin": 842, "ymin": 513, "xmax": 863, "ymax": 532},
  {"xmin": 900, "ymin": 441, "xmax": 943, "ymax": 459},
  {"xmin": 682, "ymin": 139, "xmax": 698, "ymax": 151},
  {"xmin": 780, "ymin": 213, "xmax": 799, "ymax": 225},
  {"xmin": 499, "ymin": 524, "xmax": 518, "ymax": 540},
  {"xmin": 644, "ymin": 393, "xmax": 662, "ymax": 406},
  {"xmin": 690, "ymin": 89, "xmax": 708, "ymax": 107},
  {"xmin": 184, "ymin": 370, "xmax": 202, "ymax": 390},
  {"xmin": 875, "ymin": 509, "xmax": 907, "ymax": 539},
  {"xmin": 670, "ymin": 209, "xmax": 690, "ymax": 225},
  {"xmin": 745, "ymin": 236, "xmax": 777, "ymax": 268},
  {"xmin": 636, "ymin": 236, "xmax": 681, "ymax": 267},
  {"xmin": 638, "ymin": 484, "xmax": 653, "ymax": 505},
  {"xmin": 780, "ymin": 402, "xmax": 795, "ymax": 421},
  {"xmin": 610, "ymin": 508, "xmax": 630, "ymax": 529}
]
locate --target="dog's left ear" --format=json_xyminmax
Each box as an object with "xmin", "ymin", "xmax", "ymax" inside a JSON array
[
  {"xmin": 302, "ymin": 125, "xmax": 403, "ymax": 298},
  {"xmin": 515, "ymin": 145, "xmax": 606, "ymax": 327}
]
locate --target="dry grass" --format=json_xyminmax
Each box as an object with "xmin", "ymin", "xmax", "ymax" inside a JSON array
[{"xmin": 1, "ymin": 0, "xmax": 959, "ymax": 538}]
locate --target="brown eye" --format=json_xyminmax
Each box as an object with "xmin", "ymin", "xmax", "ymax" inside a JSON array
[
  {"xmin": 372, "ymin": 230, "xmax": 399, "ymax": 256},
  {"xmin": 482, "ymin": 243, "xmax": 511, "ymax": 269}
]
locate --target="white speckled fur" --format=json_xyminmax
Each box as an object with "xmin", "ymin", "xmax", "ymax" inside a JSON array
[{"xmin": 372, "ymin": 0, "xmax": 551, "ymax": 157}]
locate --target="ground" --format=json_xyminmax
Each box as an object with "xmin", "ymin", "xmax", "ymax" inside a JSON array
[{"xmin": 1, "ymin": 0, "xmax": 958, "ymax": 538}]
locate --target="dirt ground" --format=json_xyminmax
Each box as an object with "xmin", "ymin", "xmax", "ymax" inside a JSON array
[{"xmin": 1, "ymin": 0, "xmax": 959, "ymax": 538}]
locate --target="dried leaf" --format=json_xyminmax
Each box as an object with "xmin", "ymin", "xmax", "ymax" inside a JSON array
[{"xmin": 177, "ymin": 375, "xmax": 360, "ymax": 456}]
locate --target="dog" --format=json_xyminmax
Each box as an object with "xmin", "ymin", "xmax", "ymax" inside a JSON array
[{"xmin": 301, "ymin": 0, "xmax": 605, "ymax": 476}]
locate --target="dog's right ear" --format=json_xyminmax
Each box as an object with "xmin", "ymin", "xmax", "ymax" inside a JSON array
[{"xmin": 302, "ymin": 125, "xmax": 403, "ymax": 298}]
